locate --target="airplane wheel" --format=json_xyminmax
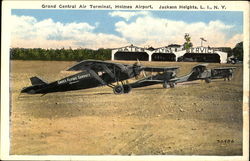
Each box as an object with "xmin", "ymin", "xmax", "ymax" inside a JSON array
[
  {"xmin": 169, "ymin": 82, "xmax": 175, "ymax": 88},
  {"xmin": 113, "ymin": 85, "xmax": 124, "ymax": 94},
  {"xmin": 163, "ymin": 82, "xmax": 169, "ymax": 88},
  {"xmin": 205, "ymin": 78, "xmax": 211, "ymax": 83},
  {"xmin": 123, "ymin": 85, "xmax": 132, "ymax": 93},
  {"xmin": 228, "ymin": 75, "xmax": 232, "ymax": 81}
]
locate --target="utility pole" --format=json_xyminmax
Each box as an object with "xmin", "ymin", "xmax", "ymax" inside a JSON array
[{"xmin": 200, "ymin": 37, "xmax": 207, "ymax": 47}]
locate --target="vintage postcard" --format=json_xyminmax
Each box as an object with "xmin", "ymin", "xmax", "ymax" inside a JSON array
[{"xmin": 1, "ymin": 1, "xmax": 249, "ymax": 161}]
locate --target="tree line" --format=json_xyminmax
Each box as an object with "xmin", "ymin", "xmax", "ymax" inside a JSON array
[
  {"xmin": 10, "ymin": 48, "xmax": 112, "ymax": 61},
  {"xmin": 10, "ymin": 41, "xmax": 243, "ymax": 61},
  {"xmin": 232, "ymin": 42, "xmax": 243, "ymax": 61}
]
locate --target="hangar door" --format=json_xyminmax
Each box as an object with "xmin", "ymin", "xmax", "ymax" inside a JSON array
[
  {"xmin": 182, "ymin": 53, "xmax": 220, "ymax": 63},
  {"xmin": 152, "ymin": 53, "xmax": 176, "ymax": 61},
  {"xmin": 114, "ymin": 51, "xmax": 149, "ymax": 61}
]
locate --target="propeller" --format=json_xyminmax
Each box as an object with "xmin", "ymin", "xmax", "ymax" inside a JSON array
[
  {"xmin": 133, "ymin": 59, "xmax": 147, "ymax": 80},
  {"xmin": 137, "ymin": 59, "xmax": 147, "ymax": 78}
]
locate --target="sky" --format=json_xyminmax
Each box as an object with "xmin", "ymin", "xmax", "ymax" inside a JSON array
[{"xmin": 11, "ymin": 10, "xmax": 243, "ymax": 49}]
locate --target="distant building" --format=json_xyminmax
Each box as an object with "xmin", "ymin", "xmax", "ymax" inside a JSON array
[
  {"xmin": 151, "ymin": 45, "xmax": 179, "ymax": 61},
  {"xmin": 111, "ymin": 45, "xmax": 149, "ymax": 61},
  {"xmin": 146, "ymin": 46, "xmax": 155, "ymax": 51},
  {"xmin": 167, "ymin": 44, "xmax": 183, "ymax": 52},
  {"xmin": 175, "ymin": 47, "xmax": 228, "ymax": 63}
]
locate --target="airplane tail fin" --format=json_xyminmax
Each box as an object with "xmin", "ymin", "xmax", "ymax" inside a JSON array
[{"xmin": 30, "ymin": 76, "xmax": 47, "ymax": 85}]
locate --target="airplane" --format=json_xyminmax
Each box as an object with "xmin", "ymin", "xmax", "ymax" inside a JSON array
[
  {"xmin": 128, "ymin": 64, "xmax": 236, "ymax": 89},
  {"xmin": 21, "ymin": 60, "xmax": 179, "ymax": 95},
  {"xmin": 168, "ymin": 64, "xmax": 236, "ymax": 84},
  {"xmin": 209, "ymin": 67, "xmax": 236, "ymax": 81}
]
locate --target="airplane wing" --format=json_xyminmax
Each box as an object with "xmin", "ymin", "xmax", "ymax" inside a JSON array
[
  {"xmin": 129, "ymin": 79, "xmax": 164, "ymax": 88},
  {"xmin": 66, "ymin": 60, "xmax": 127, "ymax": 72},
  {"xmin": 142, "ymin": 66, "xmax": 179, "ymax": 72},
  {"xmin": 212, "ymin": 67, "xmax": 236, "ymax": 71}
]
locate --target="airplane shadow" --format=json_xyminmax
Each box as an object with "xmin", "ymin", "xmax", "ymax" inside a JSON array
[
  {"xmin": 134, "ymin": 87, "xmax": 164, "ymax": 91},
  {"xmin": 17, "ymin": 91, "xmax": 113, "ymax": 99},
  {"xmin": 91, "ymin": 92, "xmax": 113, "ymax": 96},
  {"xmin": 16, "ymin": 81, "xmax": 210, "ymax": 99},
  {"xmin": 177, "ymin": 82, "xmax": 201, "ymax": 86},
  {"xmin": 132, "ymin": 82, "xmax": 201, "ymax": 91}
]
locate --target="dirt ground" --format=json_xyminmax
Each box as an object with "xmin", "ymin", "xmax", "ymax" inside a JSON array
[{"xmin": 10, "ymin": 60, "xmax": 243, "ymax": 155}]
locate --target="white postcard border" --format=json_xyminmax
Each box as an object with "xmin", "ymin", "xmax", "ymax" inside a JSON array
[{"xmin": 1, "ymin": 1, "xmax": 249, "ymax": 161}]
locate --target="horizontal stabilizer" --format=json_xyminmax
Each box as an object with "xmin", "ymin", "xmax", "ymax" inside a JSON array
[{"xmin": 30, "ymin": 76, "xmax": 47, "ymax": 85}]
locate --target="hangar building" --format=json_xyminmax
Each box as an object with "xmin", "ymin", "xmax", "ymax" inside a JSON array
[{"xmin": 111, "ymin": 44, "xmax": 228, "ymax": 63}]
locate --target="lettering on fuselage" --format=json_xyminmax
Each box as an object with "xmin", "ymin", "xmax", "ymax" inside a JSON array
[{"xmin": 57, "ymin": 73, "xmax": 91, "ymax": 85}]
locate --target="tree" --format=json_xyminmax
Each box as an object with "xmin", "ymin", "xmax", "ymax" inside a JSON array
[
  {"xmin": 232, "ymin": 42, "xmax": 243, "ymax": 61},
  {"xmin": 10, "ymin": 47, "xmax": 112, "ymax": 61},
  {"xmin": 183, "ymin": 33, "xmax": 193, "ymax": 49}
]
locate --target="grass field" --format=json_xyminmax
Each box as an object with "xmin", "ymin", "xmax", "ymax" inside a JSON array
[{"xmin": 10, "ymin": 60, "xmax": 243, "ymax": 155}]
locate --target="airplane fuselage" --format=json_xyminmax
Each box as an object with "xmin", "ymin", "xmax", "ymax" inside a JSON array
[{"xmin": 21, "ymin": 65, "xmax": 140, "ymax": 94}]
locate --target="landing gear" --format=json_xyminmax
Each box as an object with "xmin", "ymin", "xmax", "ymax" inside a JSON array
[
  {"xmin": 163, "ymin": 81, "xmax": 169, "ymax": 88},
  {"xmin": 113, "ymin": 85, "xmax": 124, "ymax": 94},
  {"xmin": 205, "ymin": 78, "xmax": 211, "ymax": 83},
  {"xmin": 169, "ymin": 82, "xmax": 176, "ymax": 88},
  {"xmin": 226, "ymin": 74, "xmax": 233, "ymax": 81},
  {"xmin": 163, "ymin": 81, "xmax": 175, "ymax": 88},
  {"xmin": 113, "ymin": 85, "xmax": 132, "ymax": 94},
  {"xmin": 123, "ymin": 84, "xmax": 132, "ymax": 93}
]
